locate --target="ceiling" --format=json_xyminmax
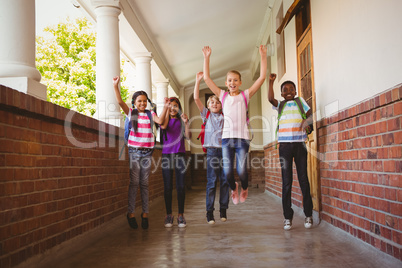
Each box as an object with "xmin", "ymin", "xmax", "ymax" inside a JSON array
[{"xmin": 78, "ymin": 0, "xmax": 275, "ymax": 94}]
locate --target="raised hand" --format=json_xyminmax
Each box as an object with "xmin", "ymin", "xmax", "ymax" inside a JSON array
[
  {"xmin": 164, "ymin": 97, "xmax": 170, "ymax": 106},
  {"xmin": 202, "ymin": 46, "xmax": 212, "ymax": 58},
  {"xmin": 196, "ymin": 72, "xmax": 203, "ymax": 83},
  {"xmin": 181, "ymin": 113, "xmax": 189, "ymax": 124},
  {"xmin": 112, "ymin": 76, "xmax": 120, "ymax": 87},
  {"xmin": 269, "ymin": 73, "xmax": 277, "ymax": 83},
  {"xmin": 259, "ymin": 45, "xmax": 267, "ymax": 58}
]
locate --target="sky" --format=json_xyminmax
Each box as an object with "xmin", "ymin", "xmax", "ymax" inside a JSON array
[{"xmin": 36, "ymin": 0, "xmax": 84, "ymax": 36}]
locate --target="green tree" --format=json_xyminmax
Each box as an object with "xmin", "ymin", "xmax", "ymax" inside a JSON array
[{"xmin": 36, "ymin": 17, "xmax": 129, "ymax": 116}]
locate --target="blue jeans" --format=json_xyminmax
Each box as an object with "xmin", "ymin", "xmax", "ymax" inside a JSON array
[
  {"xmin": 128, "ymin": 147, "xmax": 153, "ymax": 214},
  {"xmin": 161, "ymin": 153, "xmax": 186, "ymax": 214},
  {"xmin": 222, "ymin": 138, "xmax": 250, "ymax": 191},
  {"xmin": 206, "ymin": 148, "xmax": 229, "ymax": 212},
  {"xmin": 279, "ymin": 142, "xmax": 313, "ymax": 220}
]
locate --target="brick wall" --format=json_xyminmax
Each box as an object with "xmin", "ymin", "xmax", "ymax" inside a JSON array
[
  {"xmin": 0, "ymin": 86, "xmax": 164, "ymax": 267},
  {"xmin": 318, "ymin": 84, "xmax": 401, "ymax": 260},
  {"xmin": 249, "ymin": 150, "xmax": 265, "ymax": 188},
  {"xmin": 264, "ymin": 143, "xmax": 282, "ymax": 195},
  {"xmin": 264, "ymin": 84, "xmax": 402, "ymax": 261}
]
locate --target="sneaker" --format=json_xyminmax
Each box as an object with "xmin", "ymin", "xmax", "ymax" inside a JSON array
[
  {"xmin": 164, "ymin": 214, "xmax": 173, "ymax": 228},
  {"xmin": 284, "ymin": 219, "xmax": 292, "ymax": 230},
  {"xmin": 177, "ymin": 215, "xmax": 187, "ymax": 228},
  {"xmin": 141, "ymin": 213, "xmax": 149, "ymax": 229},
  {"xmin": 127, "ymin": 214, "xmax": 138, "ymax": 229},
  {"xmin": 220, "ymin": 209, "xmax": 227, "ymax": 222},
  {"xmin": 240, "ymin": 188, "xmax": 248, "ymax": 203},
  {"xmin": 231, "ymin": 182, "xmax": 239, "ymax": 205},
  {"xmin": 206, "ymin": 211, "xmax": 215, "ymax": 224},
  {"xmin": 304, "ymin": 217, "xmax": 313, "ymax": 229}
]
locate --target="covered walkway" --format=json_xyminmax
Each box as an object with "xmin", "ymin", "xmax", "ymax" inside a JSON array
[{"xmin": 19, "ymin": 185, "xmax": 400, "ymax": 268}]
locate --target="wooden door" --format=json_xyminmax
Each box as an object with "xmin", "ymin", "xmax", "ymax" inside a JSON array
[{"xmin": 297, "ymin": 26, "xmax": 321, "ymax": 212}]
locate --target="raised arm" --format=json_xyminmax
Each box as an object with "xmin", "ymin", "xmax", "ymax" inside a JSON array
[
  {"xmin": 193, "ymin": 72, "xmax": 205, "ymax": 113},
  {"xmin": 153, "ymin": 97, "xmax": 169, "ymax": 125},
  {"xmin": 181, "ymin": 113, "xmax": 191, "ymax": 140},
  {"xmin": 248, "ymin": 45, "xmax": 267, "ymax": 98},
  {"xmin": 160, "ymin": 103, "xmax": 171, "ymax": 130},
  {"xmin": 268, "ymin": 73, "xmax": 279, "ymax": 107},
  {"xmin": 202, "ymin": 46, "xmax": 221, "ymax": 97},
  {"xmin": 113, "ymin": 76, "xmax": 129, "ymax": 115}
]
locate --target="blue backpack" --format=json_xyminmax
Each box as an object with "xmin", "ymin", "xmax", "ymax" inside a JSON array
[{"xmin": 124, "ymin": 109, "xmax": 154, "ymax": 142}]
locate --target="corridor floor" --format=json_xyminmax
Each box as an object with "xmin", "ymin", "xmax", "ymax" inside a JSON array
[{"xmin": 22, "ymin": 185, "xmax": 400, "ymax": 268}]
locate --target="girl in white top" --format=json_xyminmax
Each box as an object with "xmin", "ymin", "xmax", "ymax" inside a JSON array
[{"xmin": 202, "ymin": 45, "xmax": 267, "ymax": 205}]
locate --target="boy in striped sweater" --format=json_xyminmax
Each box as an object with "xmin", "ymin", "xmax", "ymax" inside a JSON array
[{"xmin": 268, "ymin": 73, "xmax": 313, "ymax": 231}]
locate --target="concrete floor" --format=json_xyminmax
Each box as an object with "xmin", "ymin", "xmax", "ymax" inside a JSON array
[{"xmin": 20, "ymin": 185, "xmax": 400, "ymax": 268}]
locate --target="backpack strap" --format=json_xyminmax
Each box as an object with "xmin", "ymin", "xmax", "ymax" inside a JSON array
[
  {"xmin": 240, "ymin": 91, "xmax": 249, "ymax": 123},
  {"xmin": 205, "ymin": 110, "xmax": 211, "ymax": 124},
  {"xmin": 241, "ymin": 91, "xmax": 254, "ymax": 140},
  {"xmin": 294, "ymin": 97, "xmax": 314, "ymax": 138},
  {"xmin": 293, "ymin": 97, "xmax": 307, "ymax": 119},
  {"xmin": 275, "ymin": 100, "xmax": 289, "ymax": 148},
  {"xmin": 222, "ymin": 91, "xmax": 228, "ymax": 108},
  {"xmin": 197, "ymin": 110, "xmax": 210, "ymax": 140},
  {"xmin": 240, "ymin": 91, "xmax": 248, "ymax": 109},
  {"xmin": 144, "ymin": 109, "xmax": 154, "ymax": 131}
]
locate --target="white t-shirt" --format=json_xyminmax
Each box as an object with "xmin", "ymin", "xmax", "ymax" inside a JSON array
[{"xmin": 219, "ymin": 89, "xmax": 250, "ymax": 140}]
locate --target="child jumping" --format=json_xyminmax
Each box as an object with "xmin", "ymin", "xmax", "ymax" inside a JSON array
[
  {"xmin": 268, "ymin": 73, "xmax": 313, "ymax": 230},
  {"xmin": 202, "ymin": 45, "xmax": 267, "ymax": 205},
  {"xmin": 193, "ymin": 72, "xmax": 228, "ymax": 224},
  {"xmin": 113, "ymin": 76, "xmax": 168, "ymax": 230},
  {"xmin": 160, "ymin": 97, "xmax": 191, "ymax": 228}
]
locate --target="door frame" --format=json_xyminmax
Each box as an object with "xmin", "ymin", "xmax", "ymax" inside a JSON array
[{"xmin": 296, "ymin": 25, "xmax": 321, "ymax": 212}]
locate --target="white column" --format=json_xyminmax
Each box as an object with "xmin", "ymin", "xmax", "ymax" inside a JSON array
[
  {"xmin": 155, "ymin": 80, "xmax": 169, "ymax": 115},
  {"xmin": 93, "ymin": 3, "xmax": 122, "ymax": 126},
  {"xmin": 0, "ymin": 0, "xmax": 46, "ymax": 100},
  {"xmin": 133, "ymin": 52, "xmax": 153, "ymax": 108}
]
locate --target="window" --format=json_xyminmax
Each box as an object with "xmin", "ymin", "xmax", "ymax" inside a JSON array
[{"xmin": 295, "ymin": 0, "xmax": 311, "ymax": 42}]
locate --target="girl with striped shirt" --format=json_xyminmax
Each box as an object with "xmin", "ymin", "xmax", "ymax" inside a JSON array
[{"xmin": 113, "ymin": 76, "xmax": 169, "ymax": 230}]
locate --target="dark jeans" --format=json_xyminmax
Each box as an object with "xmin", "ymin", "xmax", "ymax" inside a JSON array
[
  {"xmin": 161, "ymin": 153, "xmax": 186, "ymax": 214},
  {"xmin": 222, "ymin": 138, "xmax": 250, "ymax": 191},
  {"xmin": 279, "ymin": 142, "xmax": 313, "ymax": 220},
  {"xmin": 206, "ymin": 148, "xmax": 229, "ymax": 212}
]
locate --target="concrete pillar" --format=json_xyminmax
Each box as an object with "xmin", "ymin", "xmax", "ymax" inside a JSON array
[
  {"xmin": 93, "ymin": 3, "xmax": 122, "ymax": 126},
  {"xmin": 155, "ymin": 80, "xmax": 169, "ymax": 115},
  {"xmin": 133, "ymin": 52, "xmax": 153, "ymax": 108},
  {"xmin": 0, "ymin": 0, "xmax": 46, "ymax": 100}
]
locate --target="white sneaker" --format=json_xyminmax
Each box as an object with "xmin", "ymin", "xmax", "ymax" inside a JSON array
[
  {"xmin": 304, "ymin": 217, "xmax": 313, "ymax": 229},
  {"xmin": 177, "ymin": 215, "xmax": 187, "ymax": 228},
  {"xmin": 284, "ymin": 219, "xmax": 292, "ymax": 230}
]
